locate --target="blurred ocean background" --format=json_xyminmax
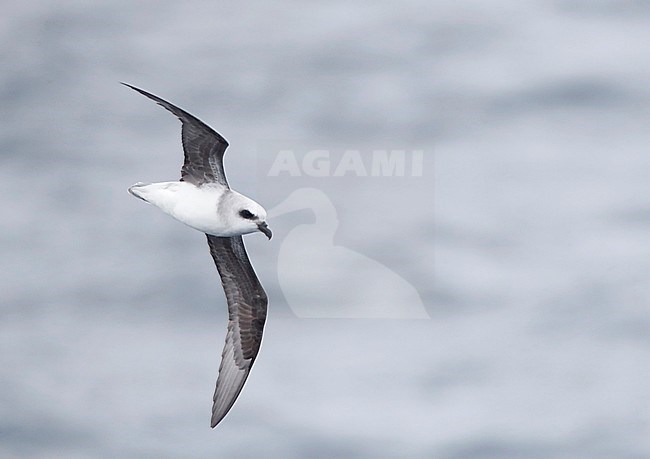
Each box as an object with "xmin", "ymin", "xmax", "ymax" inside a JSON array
[{"xmin": 2, "ymin": 0, "xmax": 650, "ymax": 457}]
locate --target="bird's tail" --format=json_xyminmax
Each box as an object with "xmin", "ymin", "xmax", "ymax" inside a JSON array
[{"xmin": 128, "ymin": 182, "xmax": 152, "ymax": 202}]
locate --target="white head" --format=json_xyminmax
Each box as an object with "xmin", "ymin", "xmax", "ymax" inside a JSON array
[{"xmin": 221, "ymin": 191, "xmax": 272, "ymax": 239}]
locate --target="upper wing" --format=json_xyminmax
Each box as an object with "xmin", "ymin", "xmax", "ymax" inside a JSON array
[
  {"xmin": 122, "ymin": 83, "xmax": 230, "ymax": 187},
  {"xmin": 206, "ymin": 235, "xmax": 268, "ymax": 428}
]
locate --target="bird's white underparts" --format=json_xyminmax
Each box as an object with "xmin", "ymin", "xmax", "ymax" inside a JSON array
[{"xmin": 128, "ymin": 181, "xmax": 271, "ymax": 239}]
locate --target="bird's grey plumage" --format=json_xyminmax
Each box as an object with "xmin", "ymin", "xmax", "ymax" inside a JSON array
[
  {"xmin": 122, "ymin": 83, "xmax": 230, "ymax": 187},
  {"xmin": 124, "ymin": 84, "xmax": 268, "ymax": 428},
  {"xmin": 207, "ymin": 235, "xmax": 267, "ymax": 427}
]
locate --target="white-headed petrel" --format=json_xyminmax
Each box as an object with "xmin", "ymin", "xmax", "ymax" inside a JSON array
[{"xmin": 125, "ymin": 83, "xmax": 270, "ymax": 428}]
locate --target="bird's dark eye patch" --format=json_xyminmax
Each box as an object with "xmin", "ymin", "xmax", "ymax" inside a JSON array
[{"xmin": 239, "ymin": 209, "xmax": 255, "ymax": 220}]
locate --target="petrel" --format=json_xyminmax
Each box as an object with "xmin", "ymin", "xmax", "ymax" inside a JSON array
[{"xmin": 124, "ymin": 83, "xmax": 271, "ymax": 428}]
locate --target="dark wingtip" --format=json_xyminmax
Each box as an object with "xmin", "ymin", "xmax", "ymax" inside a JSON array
[
  {"xmin": 120, "ymin": 82, "xmax": 152, "ymax": 98},
  {"xmin": 122, "ymin": 82, "xmax": 231, "ymax": 157},
  {"xmin": 210, "ymin": 413, "xmax": 223, "ymax": 429}
]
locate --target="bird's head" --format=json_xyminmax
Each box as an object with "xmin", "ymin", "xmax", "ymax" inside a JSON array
[{"xmin": 227, "ymin": 192, "xmax": 272, "ymax": 239}]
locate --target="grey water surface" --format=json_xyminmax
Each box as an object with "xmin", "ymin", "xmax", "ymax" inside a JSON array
[{"xmin": 2, "ymin": 1, "xmax": 650, "ymax": 457}]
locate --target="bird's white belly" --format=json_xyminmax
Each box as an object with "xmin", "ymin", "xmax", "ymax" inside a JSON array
[{"xmin": 130, "ymin": 181, "xmax": 230, "ymax": 235}]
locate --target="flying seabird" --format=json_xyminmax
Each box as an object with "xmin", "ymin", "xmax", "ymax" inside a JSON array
[{"xmin": 124, "ymin": 83, "xmax": 271, "ymax": 428}]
